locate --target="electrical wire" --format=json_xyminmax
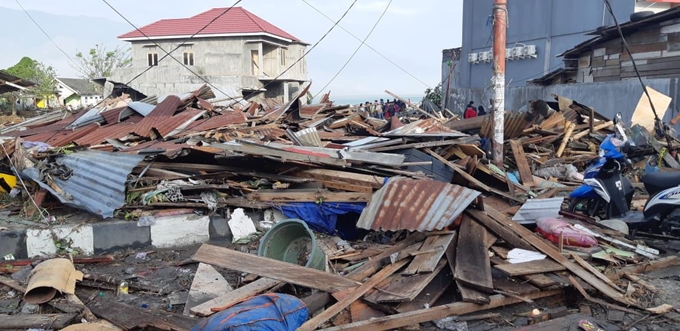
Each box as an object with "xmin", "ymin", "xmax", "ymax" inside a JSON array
[
  {"xmin": 101, "ymin": 0, "xmax": 242, "ymax": 101},
  {"xmin": 302, "ymin": 0, "xmax": 431, "ymax": 89},
  {"xmin": 248, "ymin": 0, "xmax": 358, "ymax": 100},
  {"xmin": 14, "ymin": 0, "xmax": 88, "ymax": 74},
  {"xmin": 312, "ymin": 0, "xmax": 392, "ymax": 99}
]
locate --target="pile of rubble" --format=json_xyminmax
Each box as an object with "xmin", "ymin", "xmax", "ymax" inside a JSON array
[{"xmin": 1, "ymin": 83, "xmax": 680, "ymax": 330}]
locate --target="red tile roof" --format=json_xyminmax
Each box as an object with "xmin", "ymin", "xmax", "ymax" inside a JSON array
[{"xmin": 118, "ymin": 7, "xmax": 302, "ymax": 42}]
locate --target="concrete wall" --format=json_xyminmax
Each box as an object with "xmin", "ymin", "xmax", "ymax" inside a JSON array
[
  {"xmin": 455, "ymin": 0, "xmax": 635, "ymax": 89},
  {"xmin": 446, "ymin": 78, "xmax": 680, "ymax": 132},
  {"xmin": 118, "ymin": 36, "xmax": 308, "ymax": 99}
]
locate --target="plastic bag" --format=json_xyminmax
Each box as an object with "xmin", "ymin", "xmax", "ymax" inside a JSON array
[{"xmin": 535, "ymin": 217, "xmax": 598, "ymax": 247}]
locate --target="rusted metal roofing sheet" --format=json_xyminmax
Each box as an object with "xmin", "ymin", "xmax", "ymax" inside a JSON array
[
  {"xmin": 133, "ymin": 95, "xmax": 182, "ymax": 137},
  {"xmin": 74, "ymin": 122, "xmax": 139, "ymax": 146},
  {"xmin": 181, "ymin": 110, "xmax": 248, "ymax": 135},
  {"xmin": 157, "ymin": 108, "xmax": 206, "ymax": 138},
  {"xmin": 45, "ymin": 123, "xmax": 100, "ymax": 147},
  {"xmin": 22, "ymin": 150, "xmax": 145, "ymax": 218},
  {"xmin": 357, "ymin": 177, "xmax": 481, "ymax": 232},
  {"xmin": 299, "ymin": 104, "xmax": 326, "ymax": 119},
  {"xmin": 100, "ymin": 106, "xmax": 128, "ymax": 124}
]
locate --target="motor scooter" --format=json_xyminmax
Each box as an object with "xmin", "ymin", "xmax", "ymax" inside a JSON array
[{"xmin": 569, "ymin": 115, "xmax": 680, "ymax": 235}]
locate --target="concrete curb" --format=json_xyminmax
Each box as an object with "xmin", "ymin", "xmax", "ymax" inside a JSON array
[{"xmin": 0, "ymin": 210, "xmax": 271, "ymax": 259}]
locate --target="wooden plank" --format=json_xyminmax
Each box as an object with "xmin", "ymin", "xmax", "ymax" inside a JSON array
[
  {"xmin": 510, "ymin": 140, "xmax": 534, "ymax": 187},
  {"xmin": 492, "ymin": 269, "xmax": 540, "ymax": 295},
  {"xmin": 395, "ymin": 266, "xmax": 453, "ymax": 313},
  {"xmin": 371, "ymin": 139, "xmax": 463, "ymax": 152},
  {"xmin": 466, "ymin": 210, "xmax": 532, "ymax": 251},
  {"xmin": 571, "ymin": 253, "xmax": 625, "ymax": 293},
  {"xmin": 322, "ymin": 180, "xmax": 373, "ymax": 193},
  {"xmin": 606, "ymin": 256, "xmax": 679, "ymax": 280},
  {"xmin": 495, "ymin": 259, "xmax": 566, "ymax": 276},
  {"xmin": 0, "ymin": 275, "xmax": 26, "ymax": 292},
  {"xmin": 0, "ymin": 314, "xmax": 77, "ymax": 329},
  {"xmin": 192, "ymin": 244, "xmax": 359, "ymax": 293},
  {"xmin": 458, "ymin": 144, "xmax": 485, "ymax": 157},
  {"xmin": 490, "ymin": 256, "xmax": 558, "ymax": 288},
  {"xmin": 424, "ymin": 149, "xmax": 524, "ymax": 203},
  {"xmin": 350, "ymin": 300, "xmax": 384, "ymax": 322},
  {"xmin": 248, "ymin": 190, "xmax": 372, "ymax": 203},
  {"xmin": 319, "ymin": 290, "xmax": 563, "ymax": 331},
  {"xmin": 346, "ymin": 233, "xmax": 426, "ymax": 281},
  {"xmin": 90, "ymin": 299, "xmax": 197, "ymax": 330},
  {"xmin": 365, "ymin": 259, "xmax": 447, "ymax": 303},
  {"xmin": 454, "ymin": 215, "xmax": 497, "ymax": 293},
  {"xmin": 403, "ymin": 233, "xmax": 454, "ymax": 275},
  {"xmin": 297, "ymin": 259, "xmax": 409, "ymax": 331},
  {"xmin": 480, "ymin": 206, "xmax": 637, "ymax": 307}
]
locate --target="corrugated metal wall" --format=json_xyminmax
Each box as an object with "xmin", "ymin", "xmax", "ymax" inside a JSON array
[{"xmin": 445, "ymin": 77, "xmax": 680, "ymax": 132}]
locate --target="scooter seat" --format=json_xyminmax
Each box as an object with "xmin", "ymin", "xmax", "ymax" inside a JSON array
[{"xmin": 642, "ymin": 172, "xmax": 680, "ymax": 196}]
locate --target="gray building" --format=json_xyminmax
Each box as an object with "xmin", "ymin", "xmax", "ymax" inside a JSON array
[
  {"xmin": 109, "ymin": 7, "xmax": 308, "ymax": 102},
  {"xmin": 451, "ymin": 0, "xmax": 636, "ymax": 92}
]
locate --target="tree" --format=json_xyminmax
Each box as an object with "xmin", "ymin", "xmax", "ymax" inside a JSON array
[
  {"xmin": 423, "ymin": 84, "xmax": 443, "ymax": 109},
  {"xmin": 73, "ymin": 44, "xmax": 132, "ymax": 79},
  {"xmin": 5, "ymin": 57, "xmax": 58, "ymax": 115}
]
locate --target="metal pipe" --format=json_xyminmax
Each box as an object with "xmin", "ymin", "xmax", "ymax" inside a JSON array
[{"xmin": 492, "ymin": 0, "xmax": 507, "ymax": 167}]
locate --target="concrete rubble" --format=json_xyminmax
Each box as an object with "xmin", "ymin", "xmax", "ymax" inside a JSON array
[{"xmin": 1, "ymin": 84, "xmax": 680, "ymax": 330}]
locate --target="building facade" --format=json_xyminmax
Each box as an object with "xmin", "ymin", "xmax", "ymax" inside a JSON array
[
  {"xmin": 109, "ymin": 7, "xmax": 308, "ymax": 103},
  {"xmin": 450, "ymin": 0, "xmax": 635, "ymax": 92},
  {"xmin": 56, "ymin": 78, "xmax": 102, "ymax": 109}
]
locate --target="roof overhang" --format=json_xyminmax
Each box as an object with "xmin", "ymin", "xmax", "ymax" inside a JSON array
[
  {"xmin": 245, "ymin": 39, "xmax": 290, "ymax": 48},
  {"xmin": 120, "ymin": 32, "xmax": 299, "ymax": 44}
]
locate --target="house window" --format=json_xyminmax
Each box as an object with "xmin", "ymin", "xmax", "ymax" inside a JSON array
[
  {"xmin": 147, "ymin": 52, "xmax": 159, "ymax": 66},
  {"xmin": 183, "ymin": 52, "xmax": 194, "ymax": 66},
  {"xmin": 280, "ymin": 48, "xmax": 287, "ymax": 66}
]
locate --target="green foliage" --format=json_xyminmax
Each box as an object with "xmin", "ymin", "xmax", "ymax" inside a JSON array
[
  {"xmin": 5, "ymin": 56, "xmax": 58, "ymax": 99},
  {"xmin": 424, "ymin": 84, "xmax": 443, "ymax": 109},
  {"xmin": 74, "ymin": 44, "xmax": 132, "ymax": 79}
]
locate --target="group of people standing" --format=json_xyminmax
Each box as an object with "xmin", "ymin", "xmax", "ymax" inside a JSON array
[
  {"xmin": 463, "ymin": 101, "xmax": 488, "ymax": 119},
  {"xmin": 360, "ymin": 99, "xmax": 407, "ymax": 119}
]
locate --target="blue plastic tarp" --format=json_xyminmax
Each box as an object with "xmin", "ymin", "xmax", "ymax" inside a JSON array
[
  {"xmin": 191, "ymin": 293, "xmax": 308, "ymax": 331},
  {"xmin": 279, "ymin": 202, "xmax": 366, "ymax": 237}
]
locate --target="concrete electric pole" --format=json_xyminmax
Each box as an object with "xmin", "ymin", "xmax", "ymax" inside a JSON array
[{"xmin": 492, "ymin": 0, "xmax": 507, "ymax": 167}]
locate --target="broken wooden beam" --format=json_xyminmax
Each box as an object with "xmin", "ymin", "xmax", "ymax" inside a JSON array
[
  {"xmin": 509, "ymin": 140, "xmax": 534, "ymax": 187},
  {"xmin": 192, "ymin": 244, "xmax": 359, "ymax": 293},
  {"xmin": 319, "ymin": 290, "xmax": 563, "ymax": 331}
]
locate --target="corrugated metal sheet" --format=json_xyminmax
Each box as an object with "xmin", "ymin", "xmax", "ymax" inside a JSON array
[
  {"xmin": 67, "ymin": 106, "xmax": 105, "ymax": 129},
  {"xmin": 157, "ymin": 108, "xmax": 206, "ymax": 138},
  {"xmin": 22, "ymin": 150, "xmax": 144, "ymax": 218},
  {"xmin": 100, "ymin": 106, "xmax": 128, "ymax": 124},
  {"xmin": 299, "ymin": 104, "xmax": 326, "ymax": 119},
  {"xmin": 74, "ymin": 122, "xmax": 138, "ymax": 146},
  {"xmin": 133, "ymin": 95, "xmax": 182, "ymax": 137},
  {"xmin": 45, "ymin": 123, "xmax": 99, "ymax": 147},
  {"xmin": 357, "ymin": 177, "xmax": 481, "ymax": 231},
  {"xmin": 181, "ymin": 111, "xmax": 248, "ymax": 135},
  {"xmin": 481, "ymin": 112, "xmax": 532, "ymax": 139}
]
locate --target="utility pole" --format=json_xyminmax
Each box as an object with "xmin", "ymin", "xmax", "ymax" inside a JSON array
[{"xmin": 492, "ymin": 0, "xmax": 507, "ymax": 167}]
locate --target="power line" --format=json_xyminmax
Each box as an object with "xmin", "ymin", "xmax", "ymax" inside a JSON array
[
  {"xmin": 302, "ymin": 0, "xmax": 431, "ymax": 89},
  {"xmin": 14, "ymin": 0, "xmax": 88, "ymax": 74},
  {"xmin": 312, "ymin": 0, "xmax": 392, "ymax": 99},
  {"xmin": 101, "ymin": 0, "xmax": 242, "ymax": 100},
  {"xmin": 249, "ymin": 0, "xmax": 358, "ymax": 100}
]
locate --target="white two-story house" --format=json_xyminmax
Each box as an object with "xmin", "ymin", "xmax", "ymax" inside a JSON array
[{"xmin": 108, "ymin": 7, "xmax": 309, "ymax": 102}]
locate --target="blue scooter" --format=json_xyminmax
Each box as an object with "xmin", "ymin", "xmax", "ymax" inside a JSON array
[{"xmin": 569, "ymin": 115, "xmax": 680, "ymax": 235}]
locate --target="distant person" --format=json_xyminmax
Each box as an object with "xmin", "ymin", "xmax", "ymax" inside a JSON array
[
  {"xmin": 477, "ymin": 105, "xmax": 487, "ymax": 116},
  {"xmin": 464, "ymin": 101, "xmax": 478, "ymax": 119}
]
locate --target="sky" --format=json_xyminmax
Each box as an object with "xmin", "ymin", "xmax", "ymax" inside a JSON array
[{"xmin": 0, "ymin": 0, "xmax": 463, "ymax": 98}]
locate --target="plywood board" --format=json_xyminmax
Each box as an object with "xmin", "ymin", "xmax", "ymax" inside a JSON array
[
  {"xmin": 395, "ymin": 266, "xmax": 453, "ymax": 313},
  {"xmin": 495, "ymin": 258, "xmax": 566, "ymax": 276},
  {"xmin": 189, "ymin": 278, "xmax": 280, "ymax": 316},
  {"xmin": 631, "ymin": 86, "xmax": 671, "ymax": 133}
]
